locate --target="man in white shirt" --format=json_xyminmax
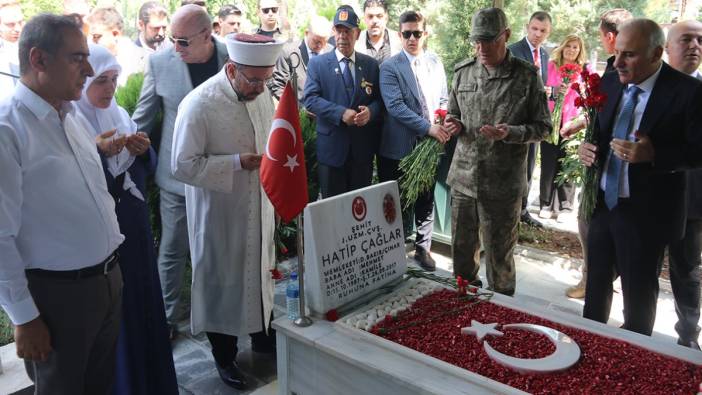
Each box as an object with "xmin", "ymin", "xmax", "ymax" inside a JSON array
[
  {"xmin": 0, "ymin": 14, "xmax": 124, "ymax": 394},
  {"xmin": 85, "ymin": 6, "xmax": 140, "ymax": 86},
  {"xmin": 0, "ymin": 1, "xmax": 22, "ymax": 97},
  {"xmin": 378, "ymin": 10, "xmax": 449, "ymax": 271}
]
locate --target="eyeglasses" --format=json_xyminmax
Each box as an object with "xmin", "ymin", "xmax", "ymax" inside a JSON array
[
  {"xmin": 471, "ymin": 29, "xmax": 507, "ymax": 45},
  {"xmin": 169, "ymin": 27, "xmax": 207, "ymax": 47},
  {"xmin": 261, "ymin": 7, "xmax": 278, "ymax": 14},
  {"xmin": 237, "ymin": 71, "xmax": 273, "ymax": 87},
  {"xmin": 401, "ymin": 30, "xmax": 423, "ymax": 39}
]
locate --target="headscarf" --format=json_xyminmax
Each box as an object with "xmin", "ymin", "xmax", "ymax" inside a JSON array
[{"xmin": 76, "ymin": 43, "xmax": 143, "ymax": 201}]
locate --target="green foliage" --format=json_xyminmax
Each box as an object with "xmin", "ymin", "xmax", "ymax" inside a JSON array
[
  {"xmin": 299, "ymin": 108, "xmax": 319, "ymax": 202},
  {"xmin": 555, "ymin": 129, "xmax": 584, "ymax": 186},
  {"xmin": 20, "ymin": 0, "xmax": 63, "ymax": 18},
  {"xmin": 114, "ymin": 72, "xmax": 144, "ymax": 116}
]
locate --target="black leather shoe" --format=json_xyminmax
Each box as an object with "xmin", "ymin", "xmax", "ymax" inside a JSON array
[
  {"xmin": 215, "ymin": 362, "xmax": 247, "ymax": 390},
  {"xmin": 521, "ymin": 212, "xmax": 543, "ymax": 228},
  {"xmin": 677, "ymin": 337, "xmax": 702, "ymax": 351},
  {"xmin": 415, "ymin": 248, "xmax": 436, "ymax": 272}
]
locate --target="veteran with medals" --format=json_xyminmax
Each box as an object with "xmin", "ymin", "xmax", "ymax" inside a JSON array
[{"xmin": 171, "ymin": 33, "xmax": 283, "ymax": 390}]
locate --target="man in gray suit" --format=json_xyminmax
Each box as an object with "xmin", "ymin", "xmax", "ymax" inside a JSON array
[
  {"xmin": 664, "ymin": 19, "xmax": 702, "ymax": 350},
  {"xmin": 132, "ymin": 4, "xmax": 228, "ymax": 338},
  {"xmin": 378, "ymin": 11, "xmax": 449, "ymax": 271}
]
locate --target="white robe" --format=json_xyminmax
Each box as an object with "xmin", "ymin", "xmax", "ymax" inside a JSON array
[{"xmin": 171, "ymin": 69, "xmax": 276, "ymax": 336}]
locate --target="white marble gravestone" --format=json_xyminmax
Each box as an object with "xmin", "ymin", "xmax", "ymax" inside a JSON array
[{"xmin": 303, "ymin": 181, "xmax": 407, "ymax": 314}]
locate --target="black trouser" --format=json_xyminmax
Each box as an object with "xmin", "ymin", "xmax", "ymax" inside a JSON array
[
  {"xmin": 584, "ymin": 197, "xmax": 664, "ymax": 336},
  {"xmin": 25, "ymin": 263, "xmax": 123, "ymax": 395},
  {"xmin": 377, "ymin": 155, "xmax": 435, "ymax": 251},
  {"xmin": 667, "ymin": 218, "xmax": 702, "ymax": 341},
  {"xmin": 521, "ymin": 142, "xmax": 537, "ymax": 214},
  {"xmin": 318, "ymin": 158, "xmax": 373, "ymax": 199},
  {"xmin": 539, "ymin": 140, "xmax": 575, "ymax": 211}
]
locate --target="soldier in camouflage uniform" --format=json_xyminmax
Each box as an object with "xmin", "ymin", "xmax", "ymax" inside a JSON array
[{"xmin": 444, "ymin": 8, "xmax": 551, "ymax": 296}]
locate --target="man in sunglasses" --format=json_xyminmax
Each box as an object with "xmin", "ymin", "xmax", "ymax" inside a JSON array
[
  {"xmin": 172, "ymin": 33, "xmax": 284, "ymax": 390},
  {"xmin": 378, "ymin": 11, "xmax": 449, "ymax": 271},
  {"xmin": 131, "ymin": 4, "xmax": 228, "ymax": 342},
  {"xmin": 304, "ymin": 5, "xmax": 382, "ymax": 198},
  {"xmin": 256, "ymin": 0, "xmax": 282, "ymax": 39},
  {"xmin": 444, "ymin": 8, "xmax": 550, "ymax": 297}
]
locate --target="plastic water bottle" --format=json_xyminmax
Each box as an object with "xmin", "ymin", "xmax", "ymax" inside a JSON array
[{"xmin": 286, "ymin": 272, "xmax": 300, "ymax": 320}]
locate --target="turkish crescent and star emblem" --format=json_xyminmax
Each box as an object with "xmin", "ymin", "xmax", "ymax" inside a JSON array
[
  {"xmin": 260, "ymin": 82, "xmax": 308, "ymax": 223},
  {"xmin": 352, "ymin": 196, "xmax": 367, "ymax": 221}
]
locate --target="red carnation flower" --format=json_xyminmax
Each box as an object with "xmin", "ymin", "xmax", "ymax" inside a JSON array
[
  {"xmin": 269, "ymin": 268, "xmax": 283, "ymax": 280},
  {"xmin": 325, "ymin": 309, "xmax": 339, "ymax": 322}
]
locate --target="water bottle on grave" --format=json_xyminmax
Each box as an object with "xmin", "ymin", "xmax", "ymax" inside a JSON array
[{"xmin": 286, "ymin": 272, "xmax": 300, "ymax": 320}]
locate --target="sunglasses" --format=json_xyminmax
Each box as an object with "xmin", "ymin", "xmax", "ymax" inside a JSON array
[
  {"xmin": 169, "ymin": 27, "xmax": 207, "ymax": 47},
  {"xmin": 261, "ymin": 7, "xmax": 278, "ymax": 14},
  {"xmin": 401, "ymin": 30, "xmax": 423, "ymax": 39}
]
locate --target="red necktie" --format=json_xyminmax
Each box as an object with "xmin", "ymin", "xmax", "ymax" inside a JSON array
[{"xmin": 533, "ymin": 48, "xmax": 541, "ymax": 70}]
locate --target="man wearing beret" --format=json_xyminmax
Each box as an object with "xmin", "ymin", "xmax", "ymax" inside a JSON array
[
  {"xmin": 304, "ymin": 5, "xmax": 383, "ymax": 198},
  {"xmin": 445, "ymin": 8, "xmax": 550, "ymax": 296},
  {"xmin": 171, "ymin": 33, "xmax": 282, "ymax": 390}
]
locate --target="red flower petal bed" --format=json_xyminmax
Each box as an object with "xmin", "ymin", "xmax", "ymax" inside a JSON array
[{"xmin": 369, "ymin": 289, "xmax": 701, "ymax": 394}]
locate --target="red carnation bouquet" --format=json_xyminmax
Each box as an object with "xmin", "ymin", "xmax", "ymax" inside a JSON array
[
  {"xmin": 549, "ymin": 63, "xmax": 582, "ymax": 144},
  {"xmin": 398, "ymin": 109, "xmax": 447, "ymax": 210},
  {"xmin": 571, "ymin": 68, "xmax": 607, "ymax": 221}
]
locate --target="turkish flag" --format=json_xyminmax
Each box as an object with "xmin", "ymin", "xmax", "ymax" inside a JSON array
[{"xmin": 260, "ymin": 82, "xmax": 308, "ymax": 223}]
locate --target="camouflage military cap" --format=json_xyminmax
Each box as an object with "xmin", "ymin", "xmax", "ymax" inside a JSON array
[{"xmin": 470, "ymin": 8, "xmax": 508, "ymax": 41}]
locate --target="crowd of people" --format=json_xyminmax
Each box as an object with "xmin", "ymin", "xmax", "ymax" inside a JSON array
[{"xmin": 0, "ymin": 0, "xmax": 701, "ymax": 393}]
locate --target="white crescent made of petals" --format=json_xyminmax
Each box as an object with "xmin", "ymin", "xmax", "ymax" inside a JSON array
[{"xmin": 265, "ymin": 118, "xmax": 297, "ymax": 161}]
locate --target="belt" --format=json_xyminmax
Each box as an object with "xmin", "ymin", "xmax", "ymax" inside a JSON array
[{"xmin": 26, "ymin": 251, "xmax": 119, "ymax": 280}]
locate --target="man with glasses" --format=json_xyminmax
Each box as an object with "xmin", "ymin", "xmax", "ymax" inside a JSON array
[
  {"xmin": 444, "ymin": 8, "xmax": 550, "ymax": 296},
  {"xmin": 0, "ymin": 0, "xmax": 23, "ymax": 97},
  {"xmin": 378, "ymin": 10, "xmax": 449, "ymax": 271},
  {"xmin": 508, "ymin": 11, "xmax": 552, "ymax": 229},
  {"xmin": 304, "ymin": 5, "xmax": 382, "ymax": 198},
  {"xmin": 355, "ymin": 0, "xmax": 401, "ymax": 64},
  {"xmin": 172, "ymin": 32, "xmax": 283, "ymax": 390},
  {"xmin": 256, "ymin": 0, "xmax": 282, "ymax": 38},
  {"xmin": 132, "ymin": 4, "xmax": 228, "ymax": 341},
  {"xmin": 269, "ymin": 14, "xmax": 333, "ymax": 102},
  {"xmin": 217, "ymin": 4, "xmax": 243, "ymax": 38}
]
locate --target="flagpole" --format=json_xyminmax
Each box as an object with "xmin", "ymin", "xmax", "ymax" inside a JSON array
[{"xmin": 287, "ymin": 52, "xmax": 312, "ymax": 327}]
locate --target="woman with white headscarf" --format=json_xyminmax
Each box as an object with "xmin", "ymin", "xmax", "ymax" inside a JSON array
[{"xmin": 77, "ymin": 44, "xmax": 178, "ymax": 395}]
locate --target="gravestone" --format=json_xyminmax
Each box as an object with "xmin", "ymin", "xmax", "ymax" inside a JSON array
[{"xmin": 303, "ymin": 181, "xmax": 407, "ymax": 314}]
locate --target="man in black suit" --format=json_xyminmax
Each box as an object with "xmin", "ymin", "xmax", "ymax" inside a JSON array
[
  {"xmin": 579, "ymin": 18, "xmax": 702, "ymax": 336},
  {"xmin": 507, "ymin": 11, "xmax": 551, "ymax": 228},
  {"xmin": 664, "ymin": 19, "xmax": 702, "ymax": 349}
]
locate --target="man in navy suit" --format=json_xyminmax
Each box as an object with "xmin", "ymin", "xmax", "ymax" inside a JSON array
[
  {"xmin": 304, "ymin": 5, "xmax": 382, "ymax": 198},
  {"xmin": 507, "ymin": 11, "xmax": 551, "ymax": 228},
  {"xmin": 579, "ymin": 19, "xmax": 702, "ymax": 336},
  {"xmin": 378, "ymin": 10, "xmax": 449, "ymax": 271}
]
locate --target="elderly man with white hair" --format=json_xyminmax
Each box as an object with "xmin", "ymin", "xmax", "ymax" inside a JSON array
[
  {"xmin": 269, "ymin": 14, "xmax": 333, "ymax": 102},
  {"xmin": 171, "ymin": 33, "xmax": 283, "ymax": 390}
]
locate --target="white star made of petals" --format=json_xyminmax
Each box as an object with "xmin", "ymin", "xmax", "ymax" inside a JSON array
[
  {"xmin": 283, "ymin": 154, "xmax": 299, "ymax": 172},
  {"xmin": 461, "ymin": 320, "xmax": 504, "ymax": 342}
]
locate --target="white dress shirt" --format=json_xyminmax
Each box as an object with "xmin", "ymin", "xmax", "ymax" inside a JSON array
[
  {"xmin": 402, "ymin": 49, "xmax": 449, "ymax": 124},
  {"xmin": 600, "ymin": 64, "xmax": 662, "ymax": 197},
  {"xmin": 0, "ymin": 82, "xmax": 124, "ymax": 325},
  {"xmin": 335, "ymin": 49, "xmax": 356, "ymax": 82}
]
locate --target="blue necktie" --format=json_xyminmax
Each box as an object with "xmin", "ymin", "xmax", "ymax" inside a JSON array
[
  {"xmin": 341, "ymin": 58, "xmax": 354, "ymax": 102},
  {"xmin": 604, "ymin": 85, "xmax": 642, "ymax": 210}
]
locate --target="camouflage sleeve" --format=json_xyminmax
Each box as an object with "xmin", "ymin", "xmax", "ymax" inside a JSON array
[
  {"xmin": 503, "ymin": 71, "xmax": 552, "ymax": 144},
  {"xmin": 448, "ymin": 72, "xmax": 461, "ymax": 122}
]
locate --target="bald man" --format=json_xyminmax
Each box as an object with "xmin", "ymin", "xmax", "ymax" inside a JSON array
[
  {"xmin": 269, "ymin": 15, "xmax": 333, "ymax": 102},
  {"xmin": 132, "ymin": 4, "xmax": 229, "ymax": 339},
  {"xmin": 664, "ymin": 20, "xmax": 702, "ymax": 349},
  {"xmin": 579, "ymin": 19, "xmax": 702, "ymax": 336}
]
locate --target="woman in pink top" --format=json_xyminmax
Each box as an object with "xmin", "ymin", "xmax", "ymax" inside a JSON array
[{"xmin": 539, "ymin": 34, "xmax": 589, "ymax": 223}]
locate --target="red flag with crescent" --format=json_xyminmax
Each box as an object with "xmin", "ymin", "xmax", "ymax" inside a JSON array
[{"xmin": 260, "ymin": 81, "xmax": 308, "ymax": 222}]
